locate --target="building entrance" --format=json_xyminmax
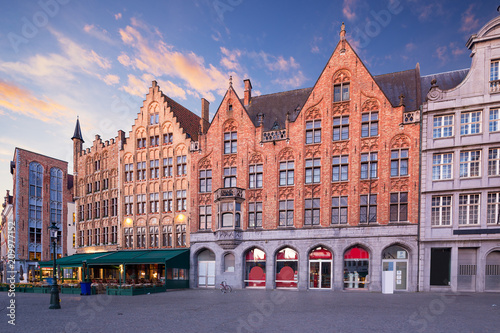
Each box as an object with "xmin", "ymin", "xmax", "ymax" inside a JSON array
[{"xmin": 198, "ymin": 249, "xmax": 215, "ymax": 287}]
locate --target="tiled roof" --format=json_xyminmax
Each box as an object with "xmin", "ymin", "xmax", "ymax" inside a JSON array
[
  {"xmin": 420, "ymin": 69, "xmax": 469, "ymax": 102},
  {"xmin": 373, "ymin": 68, "xmax": 421, "ymax": 111},
  {"xmin": 244, "ymin": 87, "xmax": 313, "ymax": 130},
  {"xmin": 163, "ymin": 94, "xmax": 201, "ymax": 141}
]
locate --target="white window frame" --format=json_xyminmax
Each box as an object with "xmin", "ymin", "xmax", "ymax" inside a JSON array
[
  {"xmin": 431, "ymin": 195, "xmax": 452, "ymax": 226},
  {"xmin": 458, "ymin": 194, "xmax": 480, "ymax": 226},
  {"xmin": 433, "ymin": 115, "xmax": 454, "ymax": 138},
  {"xmin": 432, "ymin": 153, "xmax": 453, "ymax": 180},
  {"xmin": 460, "ymin": 111, "xmax": 482, "ymax": 135},
  {"xmin": 459, "ymin": 150, "xmax": 481, "ymax": 178}
]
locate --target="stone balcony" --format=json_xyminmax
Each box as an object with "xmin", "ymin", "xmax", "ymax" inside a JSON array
[
  {"xmin": 214, "ymin": 187, "xmax": 245, "ymax": 202},
  {"xmin": 262, "ymin": 128, "xmax": 287, "ymax": 143}
]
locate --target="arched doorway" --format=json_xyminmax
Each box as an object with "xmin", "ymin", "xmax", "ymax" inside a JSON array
[
  {"xmin": 382, "ymin": 245, "xmax": 409, "ymax": 291},
  {"xmin": 309, "ymin": 246, "xmax": 332, "ymax": 289},
  {"xmin": 244, "ymin": 248, "xmax": 266, "ymax": 288},
  {"xmin": 486, "ymin": 251, "xmax": 500, "ymax": 291},
  {"xmin": 276, "ymin": 247, "xmax": 298, "ymax": 288},
  {"xmin": 344, "ymin": 246, "xmax": 369, "ymax": 289},
  {"xmin": 198, "ymin": 249, "xmax": 215, "ymax": 287}
]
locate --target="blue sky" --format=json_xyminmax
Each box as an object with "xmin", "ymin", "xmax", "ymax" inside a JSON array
[{"xmin": 0, "ymin": 0, "xmax": 497, "ymax": 194}]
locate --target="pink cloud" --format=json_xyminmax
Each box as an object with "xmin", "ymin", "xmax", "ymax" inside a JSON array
[
  {"xmin": 460, "ymin": 4, "xmax": 479, "ymax": 33},
  {"xmin": 343, "ymin": 0, "xmax": 358, "ymax": 21}
]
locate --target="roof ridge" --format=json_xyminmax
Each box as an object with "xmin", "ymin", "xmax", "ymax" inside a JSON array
[
  {"xmin": 421, "ymin": 68, "xmax": 469, "ymax": 78},
  {"xmin": 373, "ymin": 68, "xmax": 416, "ymax": 77},
  {"xmin": 252, "ymin": 87, "xmax": 313, "ymax": 99}
]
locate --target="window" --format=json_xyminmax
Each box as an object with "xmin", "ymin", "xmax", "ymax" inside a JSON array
[
  {"xmin": 150, "ymin": 159, "xmax": 159, "ymax": 178},
  {"xmin": 220, "ymin": 202, "xmax": 241, "ymax": 228},
  {"xmin": 332, "ymin": 155, "xmax": 348, "ymax": 182},
  {"xmin": 79, "ymin": 230, "xmax": 84, "ymax": 247},
  {"xmin": 136, "ymin": 227, "xmax": 146, "ymax": 248},
  {"xmin": 87, "ymin": 229, "xmax": 92, "ymax": 246},
  {"xmin": 489, "ymin": 148, "xmax": 500, "ymax": 176},
  {"xmin": 487, "ymin": 192, "xmax": 500, "ymax": 224},
  {"xmin": 87, "ymin": 183, "xmax": 92, "ymax": 194},
  {"xmin": 248, "ymin": 202, "xmax": 263, "ymax": 228},
  {"xmin": 150, "ymin": 113, "xmax": 159, "ymax": 125},
  {"xmin": 124, "ymin": 195, "xmax": 133, "ymax": 215},
  {"xmin": 102, "ymin": 227, "xmax": 109, "ymax": 245},
  {"xmin": 491, "ymin": 60, "xmax": 500, "ymax": 87},
  {"xmin": 305, "ymin": 158, "xmax": 321, "ymax": 184},
  {"xmin": 305, "ymin": 120, "xmax": 321, "ymax": 144},
  {"xmin": 249, "ymin": 164, "xmax": 263, "ymax": 188},
  {"xmin": 460, "ymin": 150, "xmax": 481, "ymax": 178},
  {"xmin": 163, "ymin": 133, "xmax": 173, "ymax": 144},
  {"xmin": 149, "ymin": 226, "xmax": 159, "ymax": 248},
  {"xmin": 199, "ymin": 205, "xmax": 212, "ymax": 230},
  {"xmin": 94, "ymin": 160, "xmax": 100, "ymax": 171},
  {"xmin": 361, "ymin": 111, "xmax": 378, "ymax": 137},
  {"xmin": 150, "ymin": 193, "xmax": 159, "ymax": 213},
  {"xmin": 162, "ymin": 225, "xmax": 172, "ymax": 247},
  {"xmin": 433, "ymin": 115, "xmax": 454, "ymax": 138},
  {"xmin": 102, "ymin": 200, "xmax": 109, "ymax": 217},
  {"xmin": 279, "ymin": 161, "xmax": 294, "ymax": 186},
  {"xmin": 490, "ymin": 109, "xmax": 500, "ymax": 132},
  {"xmin": 333, "ymin": 116, "xmax": 349, "ymax": 141},
  {"xmin": 390, "ymin": 192, "xmax": 408, "ymax": 222},
  {"xmin": 360, "ymin": 194, "xmax": 377, "ymax": 224},
  {"xmin": 163, "ymin": 191, "xmax": 173, "ymax": 212},
  {"xmin": 304, "ymin": 198, "xmax": 320, "ymax": 225},
  {"xmin": 224, "ymin": 131, "xmax": 237, "ymax": 154},
  {"xmin": 86, "ymin": 203, "xmax": 92, "ymax": 220},
  {"xmin": 136, "ymin": 194, "xmax": 146, "ymax": 214},
  {"xmin": 150, "ymin": 135, "xmax": 159, "ymax": 146},
  {"xmin": 137, "ymin": 161, "xmax": 146, "ymax": 180},
  {"xmin": 176, "ymin": 190, "xmax": 186, "ymax": 211},
  {"xmin": 124, "ymin": 228, "xmax": 133, "ymax": 248},
  {"xmin": 78, "ymin": 205, "xmax": 84, "ymax": 221},
  {"xmin": 459, "ymin": 194, "xmax": 480, "ymax": 225},
  {"xmin": 391, "ymin": 149, "xmax": 408, "ymax": 177},
  {"xmin": 102, "ymin": 178, "xmax": 109, "ymax": 190},
  {"xmin": 176, "ymin": 224, "xmax": 186, "ymax": 247},
  {"xmin": 224, "ymin": 167, "xmax": 237, "ymax": 187},
  {"xmin": 331, "ymin": 196, "xmax": 348, "ymax": 224},
  {"xmin": 433, "ymin": 153, "xmax": 453, "ymax": 180},
  {"xmin": 111, "ymin": 198, "xmax": 118, "ymax": 217},
  {"xmin": 461, "ymin": 111, "xmax": 481, "ymax": 135},
  {"xmin": 334, "ymin": 82, "xmax": 350, "ymax": 102},
  {"xmin": 360, "ymin": 152, "xmax": 378, "ymax": 179},
  {"xmin": 94, "ymin": 228, "xmax": 100, "ymax": 245},
  {"xmin": 279, "ymin": 200, "xmax": 294, "ymax": 227},
  {"xmin": 125, "ymin": 164, "xmax": 133, "ymax": 182},
  {"xmin": 94, "ymin": 201, "xmax": 100, "ymax": 219},
  {"xmin": 431, "ymin": 196, "xmax": 452, "ymax": 226},
  {"xmin": 163, "ymin": 157, "xmax": 173, "ymax": 177},
  {"xmin": 111, "ymin": 226, "xmax": 117, "ymax": 244},
  {"xmin": 177, "ymin": 155, "xmax": 187, "ymax": 176},
  {"xmin": 137, "ymin": 138, "xmax": 146, "ymax": 149},
  {"xmin": 94, "ymin": 181, "xmax": 100, "ymax": 192},
  {"xmin": 199, "ymin": 169, "xmax": 212, "ymax": 192}
]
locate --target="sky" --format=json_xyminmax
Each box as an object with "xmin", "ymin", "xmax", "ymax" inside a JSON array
[{"xmin": 0, "ymin": 0, "xmax": 498, "ymax": 196}]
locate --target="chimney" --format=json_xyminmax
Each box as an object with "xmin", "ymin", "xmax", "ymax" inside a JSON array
[
  {"xmin": 244, "ymin": 79, "xmax": 252, "ymax": 106},
  {"xmin": 201, "ymin": 98, "xmax": 210, "ymax": 134}
]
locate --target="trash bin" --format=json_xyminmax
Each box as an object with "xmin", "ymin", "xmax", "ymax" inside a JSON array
[{"xmin": 80, "ymin": 281, "xmax": 91, "ymax": 295}]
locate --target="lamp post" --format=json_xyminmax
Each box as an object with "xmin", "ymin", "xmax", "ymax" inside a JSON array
[{"xmin": 48, "ymin": 222, "xmax": 61, "ymax": 309}]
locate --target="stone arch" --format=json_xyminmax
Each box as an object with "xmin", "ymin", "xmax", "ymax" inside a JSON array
[
  {"xmin": 223, "ymin": 119, "xmax": 238, "ymax": 132},
  {"xmin": 390, "ymin": 133, "xmax": 411, "ymax": 149},
  {"xmin": 333, "ymin": 69, "xmax": 351, "ymax": 83},
  {"xmin": 362, "ymin": 98, "xmax": 380, "ymax": 112}
]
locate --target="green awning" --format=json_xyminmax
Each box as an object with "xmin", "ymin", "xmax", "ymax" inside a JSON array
[
  {"xmin": 39, "ymin": 249, "xmax": 190, "ymax": 268},
  {"xmin": 86, "ymin": 249, "xmax": 190, "ymax": 268},
  {"xmin": 39, "ymin": 252, "xmax": 110, "ymax": 268}
]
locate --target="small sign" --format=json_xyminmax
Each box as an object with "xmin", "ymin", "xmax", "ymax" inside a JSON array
[
  {"xmin": 397, "ymin": 251, "xmax": 406, "ymax": 259},
  {"xmin": 396, "ymin": 279, "xmax": 402, "ymax": 285}
]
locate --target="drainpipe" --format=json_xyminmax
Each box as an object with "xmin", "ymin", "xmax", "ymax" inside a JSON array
[{"xmin": 417, "ymin": 105, "xmax": 423, "ymax": 292}]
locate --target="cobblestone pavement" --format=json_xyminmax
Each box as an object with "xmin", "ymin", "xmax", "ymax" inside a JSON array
[{"xmin": 1, "ymin": 289, "xmax": 499, "ymax": 333}]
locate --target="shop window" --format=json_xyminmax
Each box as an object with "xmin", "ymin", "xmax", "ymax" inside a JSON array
[
  {"xmin": 276, "ymin": 248, "xmax": 298, "ymax": 288},
  {"xmin": 309, "ymin": 247, "xmax": 332, "ymax": 289},
  {"xmin": 245, "ymin": 248, "xmax": 266, "ymax": 288},
  {"xmin": 343, "ymin": 246, "xmax": 369, "ymax": 289}
]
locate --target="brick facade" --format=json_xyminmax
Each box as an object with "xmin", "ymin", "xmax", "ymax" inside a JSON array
[
  {"xmin": 74, "ymin": 81, "xmax": 201, "ymax": 254},
  {"xmin": 189, "ymin": 30, "xmax": 421, "ymax": 291}
]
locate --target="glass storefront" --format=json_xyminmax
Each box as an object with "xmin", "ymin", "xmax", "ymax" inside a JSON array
[
  {"xmin": 382, "ymin": 245, "xmax": 408, "ymax": 291},
  {"xmin": 309, "ymin": 247, "xmax": 332, "ymax": 289},
  {"xmin": 344, "ymin": 246, "xmax": 369, "ymax": 289},
  {"xmin": 276, "ymin": 247, "xmax": 298, "ymax": 288},
  {"xmin": 245, "ymin": 248, "xmax": 266, "ymax": 287}
]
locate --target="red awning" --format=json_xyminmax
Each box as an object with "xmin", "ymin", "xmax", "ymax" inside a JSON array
[
  {"xmin": 344, "ymin": 247, "xmax": 369, "ymax": 259},
  {"xmin": 309, "ymin": 248, "xmax": 332, "ymax": 260}
]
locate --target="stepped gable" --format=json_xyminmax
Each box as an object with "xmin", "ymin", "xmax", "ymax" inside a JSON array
[
  {"xmin": 244, "ymin": 87, "xmax": 313, "ymax": 131},
  {"xmin": 163, "ymin": 93, "xmax": 201, "ymax": 141}
]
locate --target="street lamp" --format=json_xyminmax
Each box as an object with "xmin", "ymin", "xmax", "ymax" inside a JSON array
[{"xmin": 48, "ymin": 222, "xmax": 61, "ymax": 309}]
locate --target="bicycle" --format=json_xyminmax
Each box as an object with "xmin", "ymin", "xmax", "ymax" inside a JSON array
[{"xmin": 219, "ymin": 280, "xmax": 232, "ymax": 293}]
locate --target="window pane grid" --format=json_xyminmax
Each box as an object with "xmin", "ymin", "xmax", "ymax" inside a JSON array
[
  {"xmin": 333, "ymin": 115, "xmax": 349, "ymax": 141},
  {"xmin": 432, "ymin": 153, "xmax": 453, "ymax": 180},
  {"xmin": 431, "ymin": 196, "xmax": 452, "ymax": 226},
  {"xmin": 489, "ymin": 148, "xmax": 500, "ymax": 176},
  {"xmin": 458, "ymin": 194, "xmax": 480, "ymax": 225},
  {"xmin": 433, "ymin": 115, "xmax": 454, "ymax": 138},
  {"xmin": 332, "ymin": 155, "xmax": 348, "ymax": 182},
  {"xmin": 460, "ymin": 150, "xmax": 481, "ymax": 178},
  {"xmin": 460, "ymin": 111, "xmax": 482, "ymax": 135},
  {"xmin": 279, "ymin": 200, "xmax": 294, "ymax": 226},
  {"xmin": 331, "ymin": 196, "xmax": 348, "ymax": 224}
]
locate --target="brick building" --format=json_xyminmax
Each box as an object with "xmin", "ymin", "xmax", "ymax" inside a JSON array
[
  {"xmin": 5, "ymin": 148, "xmax": 73, "ymax": 282},
  {"xmin": 419, "ymin": 14, "xmax": 500, "ymax": 292},
  {"xmin": 1, "ymin": 190, "xmax": 13, "ymax": 282},
  {"xmin": 74, "ymin": 81, "xmax": 202, "ymax": 255},
  {"xmin": 189, "ymin": 26, "xmax": 421, "ymax": 291}
]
